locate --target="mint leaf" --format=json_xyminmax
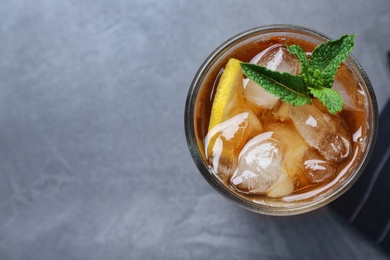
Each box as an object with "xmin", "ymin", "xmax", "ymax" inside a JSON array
[
  {"xmin": 240, "ymin": 62, "xmax": 311, "ymax": 106},
  {"xmin": 286, "ymin": 45, "xmax": 309, "ymax": 76},
  {"xmin": 309, "ymin": 86, "xmax": 344, "ymax": 114},
  {"xmin": 308, "ymin": 34, "xmax": 356, "ymax": 88},
  {"xmin": 240, "ymin": 34, "xmax": 356, "ymax": 114},
  {"xmin": 286, "ymin": 45, "xmax": 311, "ymax": 88}
]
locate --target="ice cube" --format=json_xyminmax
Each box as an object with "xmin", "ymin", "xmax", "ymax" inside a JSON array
[
  {"xmin": 267, "ymin": 171, "xmax": 294, "ymax": 198},
  {"xmin": 290, "ymin": 104, "xmax": 351, "ymax": 162},
  {"xmin": 272, "ymin": 102, "xmax": 292, "ymax": 121},
  {"xmin": 244, "ymin": 81, "xmax": 280, "ymax": 111},
  {"xmin": 264, "ymin": 119, "xmax": 311, "ymax": 189},
  {"xmin": 332, "ymin": 78, "xmax": 365, "ymax": 111},
  {"xmin": 332, "ymin": 64, "xmax": 366, "ymax": 111},
  {"xmin": 230, "ymin": 132, "xmax": 288, "ymax": 195},
  {"xmin": 304, "ymin": 149, "xmax": 336, "ymax": 183},
  {"xmin": 243, "ymin": 46, "xmax": 301, "ymax": 110},
  {"xmin": 250, "ymin": 45, "xmax": 300, "ymax": 74},
  {"xmin": 205, "ymin": 111, "xmax": 262, "ymax": 181}
]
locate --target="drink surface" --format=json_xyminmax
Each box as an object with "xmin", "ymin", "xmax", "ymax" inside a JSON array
[{"xmin": 195, "ymin": 36, "xmax": 370, "ymax": 206}]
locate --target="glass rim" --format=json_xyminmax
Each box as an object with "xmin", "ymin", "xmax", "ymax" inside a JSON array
[{"xmin": 184, "ymin": 24, "xmax": 378, "ymax": 216}]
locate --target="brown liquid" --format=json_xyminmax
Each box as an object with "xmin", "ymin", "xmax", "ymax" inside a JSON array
[{"xmin": 195, "ymin": 36, "xmax": 369, "ymax": 204}]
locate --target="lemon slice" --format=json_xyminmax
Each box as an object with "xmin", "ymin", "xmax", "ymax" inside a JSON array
[
  {"xmin": 205, "ymin": 58, "xmax": 263, "ymax": 179},
  {"xmin": 208, "ymin": 58, "xmax": 244, "ymax": 130}
]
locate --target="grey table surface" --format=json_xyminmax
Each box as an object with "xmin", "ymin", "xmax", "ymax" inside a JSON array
[{"xmin": 0, "ymin": 0, "xmax": 390, "ymax": 259}]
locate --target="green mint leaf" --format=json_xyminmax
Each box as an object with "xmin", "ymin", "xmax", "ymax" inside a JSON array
[
  {"xmin": 286, "ymin": 45, "xmax": 309, "ymax": 77},
  {"xmin": 240, "ymin": 62, "xmax": 311, "ymax": 106},
  {"xmin": 239, "ymin": 34, "xmax": 356, "ymax": 114},
  {"xmin": 308, "ymin": 86, "xmax": 344, "ymax": 114},
  {"xmin": 308, "ymin": 34, "xmax": 356, "ymax": 88},
  {"xmin": 286, "ymin": 45, "xmax": 312, "ymax": 90}
]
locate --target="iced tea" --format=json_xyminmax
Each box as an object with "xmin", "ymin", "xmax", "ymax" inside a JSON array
[{"xmin": 185, "ymin": 25, "xmax": 377, "ymax": 215}]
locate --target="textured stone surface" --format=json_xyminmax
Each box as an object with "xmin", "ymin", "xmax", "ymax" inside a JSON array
[{"xmin": 0, "ymin": 0, "xmax": 389, "ymax": 259}]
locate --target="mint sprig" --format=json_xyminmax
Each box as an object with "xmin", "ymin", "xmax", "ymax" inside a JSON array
[
  {"xmin": 286, "ymin": 45, "xmax": 310, "ymax": 84},
  {"xmin": 308, "ymin": 34, "xmax": 356, "ymax": 89},
  {"xmin": 240, "ymin": 63, "xmax": 311, "ymax": 106},
  {"xmin": 240, "ymin": 34, "xmax": 356, "ymax": 114},
  {"xmin": 309, "ymin": 87, "xmax": 344, "ymax": 114}
]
